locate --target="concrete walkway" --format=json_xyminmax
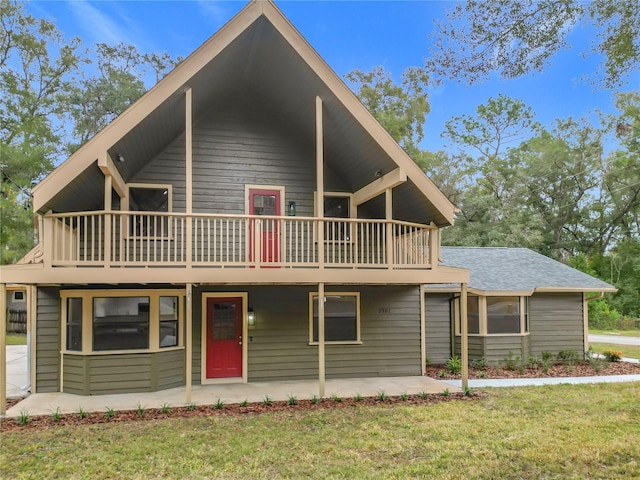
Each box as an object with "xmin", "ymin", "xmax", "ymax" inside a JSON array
[
  {"xmin": 4, "ymin": 375, "xmax": 454, "ymax": 418},
  {"xmin": 589, "ymin": 334, "xmax": 640, "ymax": 346},
  {"xmin": 5, "ymin": 345, "xmax": 29, "ymax": 399},
  {"xmin": 443, "ymin": 374, "xmax": 640, "ymax": 389}
]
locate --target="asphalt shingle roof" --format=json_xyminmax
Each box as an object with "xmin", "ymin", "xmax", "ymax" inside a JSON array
[{"xmin": 437, "ymin": 247, "xmax": 616, "ymax": 293}]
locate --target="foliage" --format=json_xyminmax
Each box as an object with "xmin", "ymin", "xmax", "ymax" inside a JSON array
[
  {"xmin": 344, "ymin": 66, "xmax": 430, "ymax": 155},
  {"xmin": 377, "ymin": 391, "xmax": 388, "ymax": 402},
  {"xmin": 160, "ymin": 403, "xmax": 171, "ymax": 414},
  {"xmin": 78, "ymin": 406, "xmax": 87, "ymax": 419},
  {"xmin": 287, "ymin": 395, "xmax": 297, "ymax": 406},
  {"xmin": 502, "ymin": 351, "xmax": 519, "ymax": 371},
  {"xmin": 330, "ymin": 393, "xmax": 342, "ymax": 403},
  {"xmin": 446, "ymin": 355, "xmax": 462, "ymax": 375},
  {"xmin": 470, "ymin": 357, "xmax": 488, "ymax": 369},
  {"xmin": 51, "ymin": 407, "xmax": 61, "ymax": 421},
  {"xmin": 214, "ymin": 399, "xmax": 225, "ymax": 410},
  {"xmin": 262, "ymin": 395, "xmax": 273, "ymax": 407},
  {"xmin": 17, "ymin": 409, "xmax": 29, "ymax": 425},
  {"xmin": 557, "ymin": 350, "xmax": 579, "ymax": 367},
  {"xmin": 105, "ymin": 407, "xmax": 115, "ymax": 420},
  {"xmin": 602, "ymin": 349, "xmax": 623, "ymax": 362},
  {"xmin": 427, "ymin": 0, "xmax": 640, "ymax": 89}
]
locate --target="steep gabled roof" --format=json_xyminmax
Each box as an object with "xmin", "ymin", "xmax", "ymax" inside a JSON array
[
  {"xmin": 33, "ymin": 0, "xmax": 456, "ymax": 225},
  {"xmin": 427, "ymin": 247, "xmax": 617, "ymax": 294}
]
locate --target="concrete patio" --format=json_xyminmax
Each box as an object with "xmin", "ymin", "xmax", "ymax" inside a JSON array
[{"xmin": 4, "ymin": 375, "xmax": 454, "ymax": 418}]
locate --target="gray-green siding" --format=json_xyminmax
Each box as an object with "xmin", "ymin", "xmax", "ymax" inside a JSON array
[
  {"xmin": 36, "ymin": 287, "xmax": 61, "ymax": 393},
  {"xmin": 193, "ymin": 285, "xmax": 422, "ymax": 383},
  {"xmin": 63, "ymin": 350, "xmax": 185, "ymax": 395},
  {"xmin": 529, "ymin": 293, "xmax": 585, "ymax": 357},
  {"xmin": 424, "ymin": 293, "xmax": 452, "ymax": 364}
]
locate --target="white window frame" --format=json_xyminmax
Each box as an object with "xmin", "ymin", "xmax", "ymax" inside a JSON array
[
  {"xmin": 454, "ymin": 294, "xmax": 529, "ymax": 337},
  {"xmin": 12, "ymin": 290, "xmax": 26, "ymax": 302},
  {"xmin": 308, "ymin": 291, "xmax": 362, "ymax": 345},
  {"xmin": 60, "ymin": 289, "xmax": 185, "ymax": 355}
]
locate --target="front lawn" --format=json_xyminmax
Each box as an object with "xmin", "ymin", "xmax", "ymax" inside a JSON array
[
  {"xmin": 5, "ymin": 334, "xmax": 27, "ymax": 345},
  {"xmin": 590, "ymin": 329, "xmax": 640, "ymax": 337},
  {"xmin": 590, "ymin": 342, "xmax": 640, "ymax": 360},
  {"xmin": 1, "ymin": 382, "xmax": 638, "ymax": 479}
]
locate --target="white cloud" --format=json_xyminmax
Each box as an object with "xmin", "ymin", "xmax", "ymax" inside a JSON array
[
  {"xmin": 67, "ymin": 0, "xmax": 138, "ymax": 47},
  {"xmin": 196, "ymin": 0, "xmax": 233, "ymax": 28}
]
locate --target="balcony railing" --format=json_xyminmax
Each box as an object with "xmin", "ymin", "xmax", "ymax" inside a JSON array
[{"xmin": 44, "ymin": 211, "xmax": 436, "ymax": 270}]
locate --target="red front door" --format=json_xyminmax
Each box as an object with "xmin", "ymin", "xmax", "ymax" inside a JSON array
[
  {"xmin": 206, "ymin": 297, "xmax": 243, "ymax": 379},
  {"xmin": 248, "ymin": 188, "xmax": 281, "ymax": 264}
]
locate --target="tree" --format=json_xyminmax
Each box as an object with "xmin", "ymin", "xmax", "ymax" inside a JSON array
[
  {"xmin": 427, "ymin": 0, "xmax": 640, "ymax": 89},
  {"xmin": 0, "ymin": 0, "xmax": 82, "ymax": 263},
  {"xmin": 345, "ymin": 66, "xmax": 430, "ymax": 155}
]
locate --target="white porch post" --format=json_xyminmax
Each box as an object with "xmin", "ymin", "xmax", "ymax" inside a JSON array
[
  {"xmin": 104, "ymin": 174, "xmax": 112, "ymax": 267},
  {"xmin": 185, "ymin": 88, "xmax": 193, "ymax": 267},
  {"xmin": 420, "ymin": 284, "xmax": 426, "ymax": 375},
  {"xmin": 385, "ymin": 188, "xmax": 393, "ymax": 268},
  {"xmin": 460, "ymin": 283, "xmax": 469, "ymax": 390},
  {"xmin": 318, "ymin": 282, "xmax": 325, "ymax": 398},
  {"xmin": 185, "ymin": 283, "xmax": 193, "ymax": 403},
  {"xmin": 1, "ymin": 283, "xmax": 6, "ymax": 415}
]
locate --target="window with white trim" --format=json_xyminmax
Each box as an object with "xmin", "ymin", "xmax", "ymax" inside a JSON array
[
  {"xmin": 315, "ymin": 192, "xmax": 353, "ymax": 242},
  {"xmin": 61, "ymin": 290, "xmax": 184, "ymax": 354},
  {"xmin": 455, "ymin": 295, "xmax": 528, "ymax": 336},
  {"xmin": 309, "ymin": 293, "xmax": 360, "ymax": 343}
]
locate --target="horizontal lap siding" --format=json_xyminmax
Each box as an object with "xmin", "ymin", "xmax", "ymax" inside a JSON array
[
  {"xmin": 484, "ymin": 336, "xmax": 528, "ymax": 365},
  {"xmin": 193, "ymin": 285, "xmax": 422, "ymax": 383},
  {"xmin": 454, "ymin": 336, "xmax": 485, "ymax": 361},
  {"xmin": 529, "ymin": 293, "xmax": 585, "ymax": 357},
  {"xmin": 63, "ymin": 351, "xmax": 186, "ymax": 395},
  {"xmin": 36, "ymin": 287, "xmax": 61, "ymax": 392},
  {"xmin": 424, "ymin": 293, "xmax": 452, "ymax": 364}
]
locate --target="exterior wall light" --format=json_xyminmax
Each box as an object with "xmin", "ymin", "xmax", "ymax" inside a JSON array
[
  {"xmin": 288, "ymin": 201, "xmax": 296, "ymax": 216},
  {"xmin": 247, "ymin": 308, "xmax": 256, "ymax": 327}
]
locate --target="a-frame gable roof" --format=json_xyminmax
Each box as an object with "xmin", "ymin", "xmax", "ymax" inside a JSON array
[{"xmin": 33, "ymin": 0, "xmax": 457, "ymax": 226}]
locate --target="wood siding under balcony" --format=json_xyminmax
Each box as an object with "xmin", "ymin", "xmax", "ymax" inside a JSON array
[{"xmin": 45, "ymin": 211, "xmax": 435, "ymax": 271}]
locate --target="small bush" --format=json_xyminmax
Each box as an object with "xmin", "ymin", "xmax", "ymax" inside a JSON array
[
  {"xmin": 354, "ymin": 393, "xmax": 363, "ymax": 402},
  {"xmin": 587, "ymin": 356, "xmax": 606, "ymax": 373},
  {"xmin": 377, "ymin": 391, "xmax": 388, "ymax": 402},
  {"xmin": 330, "ymin": 393, "xmax": 342, "ymax": 403},
  {"xmin": 135, "ymin": 402, "xmax": 146, "ymax": 417},
  {"xmin": 419, "ymin": 391, "xmax": 428, "ymax": 400},
  {"xmin": 446, "ymin": 355, "xmax": 462, "ymax": 374},
  {"xmin": 51, "ymin": 407, "xmax": 62, "ymax": 422},
  {"xmin": 470, "ymin": 357, "xmax": 488, "ymax": 369},
  {"xmin": 105, "ymin": 407, "xmax": 116, "ymax": 420},
  {"xmin": 441, "ymin": 388, "xmax": 450, "ymax": 397},
  {"xmin": 603, "ymin": 349, "xmax": 623, "ymax": 362},
  {"xmin": 78, "ymin": 406, "xmax": 88, "ymax": 419},
  {"xmin": 160, "ymin": 403, "xmax": 171, "ymax": 414},
  {"xmin": 214, "ymin": 398, "xmax": 225, "ymax": 410},
  {"xmin": 311, "ymin": 394, "xmax": 321, "ymax": 405},
  {"xmin": 400, "ymin": 392, "xmax": 409, "ymax": 401},
  {"xmin": 478, "ymin": 371, "xmax": 487, "ymax": 378},
  {"xmin": 186, "ymin": 402, "xmax": 197, "ymax": 411},
  {"xmin": 527, "ymin": 356, "xmax": 540, "ymax": 369},
  {"xmin": 287, "ymin": 395, "xmax": 297, "ymax": 406},
  {"xmin": 463, "ymin": 387, "xmax": 472, "ymax": 396},
  {"xmin": 438, "ymin": 369, "xmax": 447, "ymax": 378},
  {"xmin": 541, "ymin": 351, "xmax": 554, "ymax": 362},
  {"xmin": 557, "ymin": 350, "xmax": 579, "ymax": 366},
  {"xmin": 503, "ymin": 351, "xmax": 520, "ymax": 371},
  {"xmin": 262, "ymin": 395, "xmax": 273, "ymax": 407},
  {"xmin": 239, "ymin": 399, "xmax": 248, "ymax": 407}
]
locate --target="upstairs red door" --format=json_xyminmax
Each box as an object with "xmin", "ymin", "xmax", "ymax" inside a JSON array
[
  {"xmin": 248, "ymin": 188, "xmax": 281, "ymax": 264},
  {"xmin": 206, "ymin": 297, "xmax": 243, "ymax": 379}
]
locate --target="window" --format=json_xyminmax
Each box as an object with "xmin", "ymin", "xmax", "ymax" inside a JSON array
[
  {"xmin": 61, "ymin": 289, "xmax": 184, "ymax": 354},
  {"xmin": 128, "ymin": 185, "xmax": 171, "ymax": 237},
  {"xmin": 13, "ymin": 291, "xmax": 25, "ymax": 302},
  {"xmin": 487, "ymin": 297, "xmax": 521, "ymax": 334},
  {"xmin": 466, "ymin": 296, "xmax": 480, "ymax": 334},
  {"xmin": 159, "ymin": 296, "xmax": 179, "ymax": 348},
  {"xmin": 66, "ymin": 298, "xmax": 83, "ymax": 351},
  {"xmin": 310, "ymin": 293, "xmax": 360, "ymax": 343},
  {"xmin": 93, "ymin": 297, "xmax": 150, "ymax": 351},
  {"xmin": 323, "ymin": 194, "xmax": 351, "ymax": 241}
]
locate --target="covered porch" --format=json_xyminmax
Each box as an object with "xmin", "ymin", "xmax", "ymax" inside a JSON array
[{"xmin": 5, "ymin": 375, "xmax": 456, "ymax": 417}]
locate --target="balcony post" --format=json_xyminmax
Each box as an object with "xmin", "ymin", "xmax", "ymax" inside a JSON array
[
  {"xmin": 42, "ymin": 211, "xmax": 53, "ymax": 268},
  {"xmin": 316, "ymin": 96, "xmax": 324, "ymax": 268},
  {"xmin": 385, "ymin": 188, "xmax": 393, "ymax": 269},
  {"xmin": 186, "ymin": 88, "xmax": 193, "ymax": 268},
  {"xmin": 0, "ymin": 283, "xmax": 6, "ymax": 415},
  {"xmin": 318, "ymin": 282, "xmax": 325, "ymax": 398},
  {"xmin": 185, "ymin": 283, "xmax": 193, "ymax": 403},
  {"xmin": 104, "ymin": 174, "xmax": 112, "ymax": 267},
  {"xmin": 429, "ymin": 223, "xmax": 440, "ymax": 268}
]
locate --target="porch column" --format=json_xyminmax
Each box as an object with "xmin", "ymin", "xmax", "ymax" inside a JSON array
[
  {"xmin": 29, "ymin": 285, "xmax": 37, "ymax": 392},
  {"xmin": 104, "ymin": 173, "xmax": 112, "ymax": 267},
  {"xmin": 316, "ymin": 96, "xmax": 324, "ymax": 268},
  {"xmin": 185, "ymin": 283, "xmax": 193, "ymax": 403},
  {"xmin": 460, "ymin": 283, "xmax": 469, "ymax": 390},
  {"xmin": 318, "ymin": 282, "xmax": 325, "ymax": 398},
  {"xmin": 385, "ymin": 188, "xmax": 393, "ymax": 268},
  {"xmin": 185, "ymin": 88, "xmax": 193, "ymax": 268},
  {"xmin": 1, "ymin": 283, "xmax": 6, "ymax": 415},
  {"xmin": 420, "ymin": 285, "xmax": 426, "ymax": 375}
]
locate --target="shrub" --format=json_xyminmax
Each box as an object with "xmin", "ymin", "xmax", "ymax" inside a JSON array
[
  {"xmin": 262, "ymin": 395, "xmax": 273, "ymax": 407},
  {"xmin": 419, "ymin": 391, "xmax": 428, "ymax": 400},
  {"xmin": 441, "ymin": 388, "xmax": 449, "ymax": 397},
  {"xmin": 438, "ymin": 369, "xmax": 447, "ymax": 378},
  {"xmin": 400, "ymin": 392, "xmax": 409, "ymax": 401},
  {"xmin": 17, "ymin": 409, "xmax": 29, "ymax": 425},
  {"xmin": 377, "ymin": 391, "xmax": 388, "ymax": 402},
  {"xmin": 311, "ymin": 394, "xmax": 321, "ymax": 405},
  {"xmin": 503, "ymin": 351, "xmax": 520, "ymax": 371},
  {"xmin": 470, "ymin": 357, "xmax": 488, "ymax": 369},
  {"xmin": 446, "ymin": 355, "xmax": 462, "ymax": 374},
  {"xmin": 78, "ymin": 406, "xmax": 88, "ymax": 419},
  {"xmin": 214, "ymin": 398, "xmax": 225, "ymax": 410},
  {"xmin": 557, "ymin": 350, "xmax": 579, "ymax": 366},
  {"xmin": 527, "ymin": 356, "xmax": 540, "ymax": 369},
  {"xmin": 135, "ymin": 402, "xmax": 146, "ymax": 417},
  {"xmin": 239, "ymin": 399, "xmax": 248, "ymax": 407},
  {"xmin": 330, "ymin": 393, "xmax": 342, "ymax": 403},
  {"xmin": 354, "ymin": 393, "xmax": 363, "ymax": 402},
  {"xmin": 105, "ymin": 407, "xmax": 116, "ymax": 420},
  {"xmin": 160, "ymin": 403, "xmax": 171, "ymax": 414},
  {"xmin": 51, "ymin": 407, "xmax": 62, "ymax": 421},
  {"xmin": 287, "ymin": 395, "xmax": 297, "ymax": 406},
  {"xmin": 603, "ymin": 350, "xmax": 623, "ymax": 362},
  {"xmin": 186, "ymin": 402, "xmax": 197, "ymax": 411}
]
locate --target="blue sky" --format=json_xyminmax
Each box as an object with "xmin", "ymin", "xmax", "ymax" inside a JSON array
[{"xmin": 28, "ymin": 0, "xmax": 632, "ymax": 152}]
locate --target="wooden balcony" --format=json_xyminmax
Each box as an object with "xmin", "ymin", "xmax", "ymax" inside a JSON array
[{"xmin": 44, "ymin": 211, "xmax": 437, "ymax": 271}]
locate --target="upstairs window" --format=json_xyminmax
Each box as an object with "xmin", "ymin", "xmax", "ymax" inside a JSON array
[
  {"xmin": 128, "ymin": 184, "xmax": 171, "ymax": 237},
  {"xmin": 323, "ymin": 194, "xmax": 351, "ymax": 241}
]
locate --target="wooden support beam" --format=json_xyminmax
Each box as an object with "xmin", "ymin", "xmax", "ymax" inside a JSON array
[
  {"xmin": 316, "ymin": 96, "xmax": 324, "ymax": 267},
  {"xmin": 104, "ymin": 174, "xmax": 112, "ymax": 267},
  {"xmin": 318, "ymin": 282, "xmax": 325, "ymax": 398},
  {"xmin": 385, "ymin": 188, "xmax": 393, "ymax": 269},
  {"xmin": 186, "ymin": 283, "xmax": 193, "ymax": 403},
  {"xmin": 29, "ymin": 285, "xmax": 37, "ymax": 393},
  {"xmin": 420, "ymin": 284, "xmax": 426, "ymax": 375},
  {"xmin": 97, "ymin": 152, "xmax": 127, "ymax": 199},
  {"xmin": 352, "ymin": 168, "xmax": 407, "ymax": 206},
  {"xmin": 460, "ymin": 283, "xmax": 469, "ymax": 390},
  {"xmin": 185, "ymin": 88, "xmax": 193, "ymax": 267}
]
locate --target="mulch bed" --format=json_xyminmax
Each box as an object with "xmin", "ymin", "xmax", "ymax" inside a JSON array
[
  {"xmin": 1, "ymin": 392, "xmax": 481, "ymax": 433},
  {"xmin": 425, "ymin": 360, "xmax": 640, "ymax": 380}
]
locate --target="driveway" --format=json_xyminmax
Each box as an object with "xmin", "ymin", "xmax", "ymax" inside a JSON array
[
  {"xmin": 589, "ymin": 334, "xmax": 640, "ymax": 346},
  {"xmin": 5, "ymin": 345, "xmax": 29, "ymax": 398}
]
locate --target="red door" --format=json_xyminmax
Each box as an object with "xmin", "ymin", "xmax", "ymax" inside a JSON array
[
  {"xmin": 248, "ymin": 188, "xmax": 281, "ymax": 265},
  {"xmin": 206, "ymin": 297, "xmax": 243, "ymax": 379}
]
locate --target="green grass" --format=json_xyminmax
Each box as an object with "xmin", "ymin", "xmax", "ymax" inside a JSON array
[
  {"xmin": 2, "ymin": 383, "xmax": 639, "ymax": 479},
  {"xmin": 590, "ymin": 329, "xmax": 640, "ymax": 337},
  {"xmin": 590, "ymin": 342, "xmax": 640, "ymax": 360},
  {"xmin": 5, "ymin": 333, "xmax": 27, "ymax": 345}
]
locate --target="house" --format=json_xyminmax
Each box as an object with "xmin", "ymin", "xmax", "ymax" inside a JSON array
[
  {"xmin": 424, "ymin": 247, "xmax": 616, "ymax": 365},
  {"xmin": 0, "ymin": 0, "xmax": 470, "ymax": 408}
]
